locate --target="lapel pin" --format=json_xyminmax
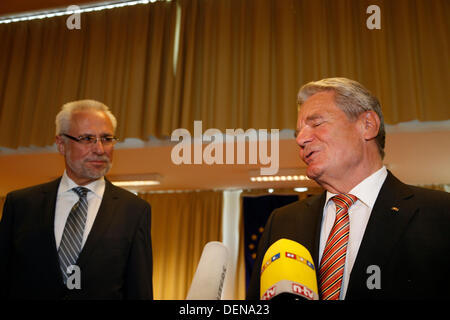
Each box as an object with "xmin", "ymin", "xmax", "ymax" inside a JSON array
[{"xmin": 391, "ymin": 207, "xmax": 399, "ymax": 213}]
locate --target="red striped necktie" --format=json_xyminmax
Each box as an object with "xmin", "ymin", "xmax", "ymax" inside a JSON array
[{"xmin": 319, "ymin": 193, "xmax": 358, "ymax": 300}]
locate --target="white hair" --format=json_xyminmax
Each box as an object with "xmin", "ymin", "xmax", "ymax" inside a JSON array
[{"xmin": 55, "ymin": 99, "xmax": 117, "ymax": 135}]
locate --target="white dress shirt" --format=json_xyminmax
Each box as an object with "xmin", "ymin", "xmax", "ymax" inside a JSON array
[
  {"xmin": 54, "ymin": 171, "xmax": 105, "ymax": 250},
  {"xmin": 318, "ymin": 166, "xmax": 388, "ymax": 299}
]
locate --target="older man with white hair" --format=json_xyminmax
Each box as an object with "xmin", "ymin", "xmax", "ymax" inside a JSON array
[
  {"xmin": 0, "ymin": 100, "xmax": 153, "ymax": 300},
  {"xmin": 247, "ymin": 78, "xmax": 450, "ymax": 300}
]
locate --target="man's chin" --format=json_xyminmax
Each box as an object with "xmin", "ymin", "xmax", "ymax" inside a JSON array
[
  {"xmin": 84, "ymin": 165, "xmax": 111, "ymax": 180},
  {"xmin": 305, "ymin": 165, "xmax": 322, "ymax": 182}
]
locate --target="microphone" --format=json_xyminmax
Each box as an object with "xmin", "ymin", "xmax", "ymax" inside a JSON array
[
  {"xmin": 186, "ymin": 241, "xmax": 229, "ymax": 300},
  {"xmin": 260, "ymin": 238, "xmax": 318, "ymax": 300}
]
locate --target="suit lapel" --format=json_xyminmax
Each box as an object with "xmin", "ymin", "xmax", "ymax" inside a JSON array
[
  {"xmin": 41, "ymin": 178, "xmax": 61, "ymax": 249},
  {"xmin": 40, "ymin": 178, "xmax": 65, "ymax": 284},
  {"xmin": 346, "ymin": 171, "xmax": 416, "ymax": 297},
  {"xmin": 77, "ymin": 180, "xmax": 119, "ymax": 266},
  {"xmin": 305, "ymin": 192, "xmax": 327, "ymax": 269}
]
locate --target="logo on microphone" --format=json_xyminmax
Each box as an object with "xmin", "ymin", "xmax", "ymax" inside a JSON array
[
  {"xmin": 261, "ymin": 252, "xmax": 280, "ymax": 274},
  {"xmin": 261, "ymin": 285, "xmax": 277, "ymax": 300},
  {"xmin": 261, "ymin": 280, "xmax": 318, "ymax": 300},
  {"xmin": 259, "ymin": 239, "xmax": 319, "ymax": 300},
  {"xmin": 261, "ymin": 251, "xmax": 315, "ymax": 275},
  {"xmin": 285, "ymin": 251, "xmax": 315, "ymax": 271},
  {"xmin": 292, "ymin": 282, "xmax": 315, "ymax": 300}
]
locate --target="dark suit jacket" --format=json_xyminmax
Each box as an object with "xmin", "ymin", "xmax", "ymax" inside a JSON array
[
  {"xmin": 0, "ymin": 178, "xmax": 153, "ymax": 300},
  {"xmin": 247, "ymin": 171, "xmax": 450, "ymax": 300}
]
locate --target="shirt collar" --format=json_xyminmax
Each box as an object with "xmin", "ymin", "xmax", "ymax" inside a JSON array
[
  {"xmin": 58, "ymin": 170, "xmax": 105, "ymax": 198},
  {"xmin": 325, "ymin": 166, "xmax": 388, "ymax": 209}
]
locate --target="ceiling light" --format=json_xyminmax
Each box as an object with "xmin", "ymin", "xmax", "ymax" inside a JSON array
[
  {"xmin": 248, "ymin": 168, "xmax": 309, "ymax": 183},
  {"xmin": 249, "ymin": 174, "xmax": 309, "ymax": 182},
  {"xmin": 112, "ymin": 180, "xmax": 160, "ymax": 187},
  {"xmin": 0, "ymin": 0, "xmax": 170, "ymax": 24},
  {"xmin": 108, "ymin": 173, "xmax": 162, "ymax": 188}
]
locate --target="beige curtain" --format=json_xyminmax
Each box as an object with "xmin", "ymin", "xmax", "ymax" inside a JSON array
[
  {"xmin": 1, "ymin": 0, "xmax": 449, "ymax": 149},
  {"xmin": 0, "ymin": 1, "xmax": 178, "ymax": 148},
  {"xmin": 176, "ymin": 0, "xmax": 449, "ymax": 131},
  {"xmin": 139, "ymin": 191, "xmax": 223, "ymax": 300}
]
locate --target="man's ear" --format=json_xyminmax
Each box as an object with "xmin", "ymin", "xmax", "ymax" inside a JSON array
[
  {"xmin": 55, "ymin": 135, "xmax": 66, "ymax": 155},
  {"xmin": 360, "ymin": 111, "xmax": 380, "ymax": 141}
]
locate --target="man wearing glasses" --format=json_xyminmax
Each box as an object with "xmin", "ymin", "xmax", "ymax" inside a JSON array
[{"xmin": 0, "ymin": 100, "xmax": 153, "ymax": 299}]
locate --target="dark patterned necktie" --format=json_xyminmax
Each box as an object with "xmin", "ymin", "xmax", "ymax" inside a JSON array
[
  {"xmin": 58, "ymin": 186, "xmax": 89, "ymax": 283},
  {"xmin": 319, "ymin": 193, "xmax": 357, "ymax": 300}
]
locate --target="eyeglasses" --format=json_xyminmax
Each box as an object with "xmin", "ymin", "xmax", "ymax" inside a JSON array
[{"xmin": 61, "ymin": 133, "xmax": 119, "ymax": 146}]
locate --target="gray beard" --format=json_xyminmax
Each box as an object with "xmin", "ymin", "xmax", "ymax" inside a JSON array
[{"xmin": 66, "ymin": 154, "xmax": 112, "ymax": 181}]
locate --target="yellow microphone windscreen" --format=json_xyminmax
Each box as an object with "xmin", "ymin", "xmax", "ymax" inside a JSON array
[{"xmin": 260, "ymin": 238, "xmax": 318, "ymax": 300}]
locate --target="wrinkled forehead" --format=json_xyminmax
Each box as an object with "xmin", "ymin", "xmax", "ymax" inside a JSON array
[
  {"xmin": 69, "ymin": 110, "xmax": 114, "ymax": 135},
  {"xmin": 298, "ymin": 90, "xmax": 337, "ymax": 111},
  {"xmin": 297, "ymin": 91, "xmax": 339, "ymax": 120}
]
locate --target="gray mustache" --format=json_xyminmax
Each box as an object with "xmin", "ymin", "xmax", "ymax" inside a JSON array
[{"xmin": 85, "ymin": 156, "xmax": 110, "ymax": 162}]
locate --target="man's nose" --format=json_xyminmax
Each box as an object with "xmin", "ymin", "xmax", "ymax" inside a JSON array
[
  {"xmin": 296, "ymin": 126, "xmax": 313, "ymax": 148},
  {"xmin": 92, "ymin": 139, "xmax": 105, "ymax": 154}
]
